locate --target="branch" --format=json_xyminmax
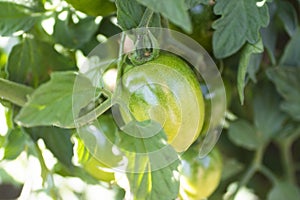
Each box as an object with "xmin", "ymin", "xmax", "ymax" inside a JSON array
[{"xmin": 0, "ymin": 78, "xmax": 34, "ymax": 106}]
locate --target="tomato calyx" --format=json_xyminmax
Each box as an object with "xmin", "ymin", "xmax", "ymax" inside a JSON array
[{"xmin": 128, "ymin": 29, "xmax": 159, "ymax": 65}]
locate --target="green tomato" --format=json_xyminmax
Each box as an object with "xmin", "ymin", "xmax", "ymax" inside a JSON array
[
  {"xmin": 117, "ymin": 52, "xmax": 205, "ymax": 152},
  {"xmin": 76, "ymin": 134, "xmax": 115, "ymax": 182},
  {"xmin": 179, "ymin": 147, "xmax": 222, "ymax": 200},
  {"xmin": 65, "ymin": 0, "xmax": 116, "ymax": 16}
]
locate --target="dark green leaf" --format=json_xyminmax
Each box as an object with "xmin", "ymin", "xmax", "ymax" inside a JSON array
[
  {"xmin": 279, "ymin": 28, "xmax": 300, "ymax": 67},
  {"xmin": 253, "ymin": 83, "xmax": 287, "ymax": 141},
  {"xmin": 26, "ymin": 127, "xmax": 74, "ymax": 167},
  {"xmin": 15, "ymin": 72, "xmax": 96, "ymax": 128},
  {"xmin": 261, "ymin": 22, "xmax": 277, "ymax": 65},
  {"xmin": 6, "ymin": 37, "xmax": 75, "ymax": 87},
  {"xmin": 136, "ymin": 0, "xmax": 191, "ymax": 32},
  {"xmin": 116, "ymin": 0, "xmax": 145, "ymax": 30},
  {"xmin": 267, "ymin": 67, "xmax": 300, "ymax": 121},
  {"xmin": 237, "ymin": 38, "xmax": 264, "ymax": 104},
  {"xmin": 247, "ymin": 53, "xmax": 263, "ymax": 83},
  {"xmin": 267, "ymin": 182, "xmax": 300, "ymax": 200},
  {"xmin": 116, "ymin": 0, "xmax": 162, "ymax": 31},
  {"xmin": 3, "ymin": 128, "xmax": 27, "ymax": 160},
  {"xmin": 277, "ymin": 1, "xmax": 298, "ymax": 37},
  {"xmin": 0, "ymin": 2, "xmax": 40, "ymax": 36},
  {"xmin": 212, "ymin": 0, "xmax": 269, "ymax": 58},
  {"xmin": 53, "ymin": 14, "xmax": 99, "ymax": 49},
  {"xmin": 228, "ymin": 119, "xmax": 261, "ymax": 150}
]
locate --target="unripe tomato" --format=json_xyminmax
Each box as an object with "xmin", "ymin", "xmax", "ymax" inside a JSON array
[
  {"xmin": 76, "ymin": 136, "xmax": 115, "ymax": 182},
  {"xmin": 179, "ymin": 147, "xmax": 222, "ymax": 200},
  {"xmin": 65, "ymin": 0, "xmax": 116, "ymax": 16},
  {"xmin": 117, "ymin": 52, "xmax": 205, "ymax": 152}
]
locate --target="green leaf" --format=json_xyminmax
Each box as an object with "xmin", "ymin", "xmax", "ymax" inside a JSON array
[
  {"xmin": 116, "ymin": 121, "xmax": 180, "ymax": 200},
  {"xmin": 3, "ymin": 128, "xmax": 27, "ymax": 160},
  {"xmin": 15, "ymin": 71, "xmax": 96, "ymax": 128},
  {"xmin": 185, "ymin": 0, "xmax": 210, "ymax": 8},
  {"xmin": 267, "ymin": 182, "xmax": 300, "ymax": 200},
  {"xmin": 253, "ymin": 83, "xmax": 287, "ymax": 141},
  {"xmin": 237, "ymin": 38, "xmax": 264, "ymax": 104},
  {"xmin": 279, "ymin": 28, "xmax": 300, "ymax": 67},
  {"xmin": 221, "ymin": 159, "xmax": 244, "ymax": 180},
  {"xmin": 116, "ymin": 0, "xmax": 161, "ymax": 30},
  {"xmin": 267, "ymin": 67, "xmax": 300, "ymax": 121},
  {"xmin": 277, "ymin": 0, "xmax": 298, "ymax": 37},
  {"xmin": 261, "ymin": 21, "xmax": 277, "ymax": 65},
  {"xmin": 228, "ymin": 119, "xmax": 261, "ymax": 150},
  {"xmin": 53, "ymin": 14, "xmax": 99, "ymax": 49},
  {"xmin": 6, "ymin": 37, "xmax": 76, "ymax": 87},
  {"xmin": 26, "ymin": 127, "xmax": 74, "ymax": 167},
  {"xmin": 212, "ymin": 0, "xmax": 269, "ymax": 58},
  {"xmin": 136, "ymin": 0, "xmax": 191, "ymax": 32},
  {"xmin": 116, "ymin": 0, "xmax": 145, "ymax": 30},
  {"xmin": 0, "ymin": 2, "xmax": 40, "ymax": 36},
  {"xmin": 125, "ymin": 161, "xmax": 180, "ymax": 200}
]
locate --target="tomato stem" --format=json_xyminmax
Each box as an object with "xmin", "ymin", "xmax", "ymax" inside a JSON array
[
  {"xmin": 138, "ymin": 8, "xmax": 154, "ymax": 28},
  {"xmin": 0, "ymin": 78, "xmax": 34, "ymax": 106}
]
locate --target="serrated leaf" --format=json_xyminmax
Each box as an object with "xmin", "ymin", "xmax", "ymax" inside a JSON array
[
  {"xmin": 6, "ymin": 37, "xmax": 75, "ymax": 87},
  {"xmin": 116, "ymin": 0, "xmax": 161, "ymax": 30},
  {"xmin": 0, "ymin": 2, "xmax": 40, "ymax": 36},
  {"xmin": 237, "ymin": 38, "xmax": 264, "ymax": 104},
  {"xmin": 277, "ymin": 0, "xmax": 298, "ymax": 37},
  {"xmin": 26, "ymin": 127, "xmax": 74, "ymax": 167},
  {"xmin": 136, "ymin": 0, "xmax": 191, "ymax": 32},
  {"xmin": 212, "ymin": 0, "xmax": 269, "ymax": 58},
  {"xmin": 279, "ymin": 28, "xmax": 300, "ymax": 67},
  {"xmin": 267, "ymin": 67, "xmax": 300, "ymax": 121},
  {"xmin": 53, "ymin": 14, "xmax": 99, "ymax": 49},
  {"xmin": 228, "ymin": 119, "xmax": 261, "ymax": 150},
  {"xmin": 116, "ymin": 121, "xmax": 180, "ymax": 200},
  {"xmin": 3, "ymin": 128, "xmax": 27, "ymax": 160},
  {"xmin": 253, "ymin": 83, "xmax": 287, "ymax": 141},
  {"xmin": 116, "ymin": 0, "xmax": 145, "ymax": 30},
  {"xmin": 15, "ymin": 71, "xmax": 96, "ymax": 128},
  {"xmin": 267, "ymin": 182, "xmax": 300, "ymax": 200}
]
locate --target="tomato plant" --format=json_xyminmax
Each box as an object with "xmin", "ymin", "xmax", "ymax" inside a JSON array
[{"xmin": 0, "ymin": 0, "xmax": 300, "ymax": 200}]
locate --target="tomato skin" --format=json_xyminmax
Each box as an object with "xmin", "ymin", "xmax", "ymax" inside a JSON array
[
  {"xmin": 65, "ymin": 0, "xmax": 116, "ymax": 16},
  {"xmin": 76, "ymin": 123, "xmax": 115, "ymax": 182},
  {"xmin": 118, "ymin": 53, "xmax": 205, "ymax": 152},
  {"xmin": 179, "ymin": 147, "xmax": 222, "ymax": 200}
]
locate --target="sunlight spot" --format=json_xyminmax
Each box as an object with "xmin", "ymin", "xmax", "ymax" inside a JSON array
[
  {"xmin": 256, "ymin": 0, "xmax": 267, "ymax": 7},
  {"xmin": 41, "ymin": 17, "xmax": 55, "ymax": 35}
]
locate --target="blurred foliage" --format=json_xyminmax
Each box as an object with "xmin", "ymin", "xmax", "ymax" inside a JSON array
[{"xmin": 0, "ymin": 0, "xmax": 299, "ymax": 199}]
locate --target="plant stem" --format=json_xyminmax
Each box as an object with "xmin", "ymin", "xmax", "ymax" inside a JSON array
[
  {"xmin": 32, "ymin": 140, "xmax": 61, "ymax": 199},
  {"xmin": 0, "ymin": 78, "xmax": 34, "ymax": 106},
  {"xmin": 259, "ymin": 165, "xmax": 278, "ymax": 184},
  {"xmin": 138, "ymin": 8, "xmax": 154, "ymax": 28},
  {"xmin": 279, "ymin": 139, "xmax": 295, "ymax": 184},
  {"xmin": 231, "ymin": 144, "xmax": 266, "ymax": 198}
]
